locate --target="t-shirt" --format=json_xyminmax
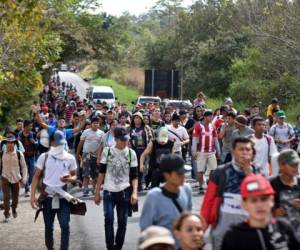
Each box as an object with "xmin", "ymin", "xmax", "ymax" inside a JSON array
[
  {"xmin": 253, "ymin": 135, "xmax": 277, "ymax": 176},
  {"xmin": 140, "ymin": 184, "xmax": 193, "ymax": 232},
  {"xmin": 36, "ymin": 152, "xmax": 77, "ymax": 187},
  {"xmin": 270, "ymin": 176, "xmax": 300, "ymax": 239},
  {"xmin": 130, "ymin": 127, "xmax": 148, "ymax": 155},
  {"xmin": 269, "ymin": 123, "xmax": 295, "ymax": 151},
  {"xmin": 101, "ymin": 131, "xmax": 115, "ymax": 148},
  {"xmin": 150, "ymin": 140, "xmax": 174, "ymax": 169},
  {"xmin": 100, "ymin": 146, "xmax": 138, "ymax": 192},
  {"xmin": 193, "ymin": 122, "xmax": 217, "ymax": 153},
  {"xmin": 150, "ymin": 120, "xmax": 165, "ymax": 131},
  {"xmin": 167, "ymin": 125, "xmax": 189, "ymax": 153},
  {"xmin": 222, "ymin": 124, "xmax": 235, "ymax": 151},
  {"xmin": 80, "ymin": 128, "xmax": 104, "ymax": 154},
  {"xmin": 231, "ymin": 127, "xmax": 254, "ymax": 149}
]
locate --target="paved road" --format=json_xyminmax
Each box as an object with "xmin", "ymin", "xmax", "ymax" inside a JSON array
[
  {"xmin": 58, "ymin": 71, "xmax": 90, "ymax": 99},
  {"xmin": 0, "ymin": 72, "xmax": 206, "ymax": 250}
]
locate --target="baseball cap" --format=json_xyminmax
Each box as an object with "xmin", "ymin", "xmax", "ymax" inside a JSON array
[
  {"xmin": 272, "ymin": 98, "xmax": 278, "ymax": 103},
  {"xmin": 53, "ymin": 130, "xmax": 67, "ymax": 145},
  {"xmin": 240, "ymin": 174, "xmax": 275, "ymax": 198},
  {"xmin": 114, "ymin": 127, "xmax": 130, "ymax": 141},
  {"xmin": 159, "ymin": 154, "xmax": 192, "ymax": 174},
  {"xmin": 278, "ymin": 149, "xmax": 300, "ymax": 166},
  {"xmin": 157, "ymin": 127, "xmax": 169, "ymax": 144},
  {"xmin": 203, "ymin": 109, "xmax": 213, "ymax": 117},
  {"xmin": 276, "ymin": 110, "xmax": 286, "ymax": 118},
  {"xmin": 138, "ymin": 226, "xmax": 175, "ymax": 250}
]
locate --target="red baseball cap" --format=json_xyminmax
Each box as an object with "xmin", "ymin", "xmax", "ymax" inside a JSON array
[{"xmin": 240, "ymin": 174, "xmax": 275, "ymax": 198}]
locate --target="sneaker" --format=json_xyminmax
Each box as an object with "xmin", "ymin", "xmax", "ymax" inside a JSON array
[
  {"xmin": 83, "ymin": 189, "xmax": 89, "ymax": 197},
  {"xmin": 3, "ymin": 216, "xmax": 10, "ymax": 223},
  {"xmin": 12, "ymin": 208, "xmax": 17, "ymax": 218},
  {"xmin": 24, "ymin": 192, "xmax": 30, "ymax": 197}
]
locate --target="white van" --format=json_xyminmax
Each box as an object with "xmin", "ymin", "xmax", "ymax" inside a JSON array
[{"xmin": 91, "ymin": 86, "xmax": 116, "ymax": 107}]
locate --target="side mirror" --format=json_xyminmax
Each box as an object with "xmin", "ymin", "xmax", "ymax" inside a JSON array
[
  {"xmin": 131, "ymin": 101, "xmax": 135, "ymax": 105},
  {"xmin": 115, "ymin": 97, "xmax": 118, "ymax": 100}
]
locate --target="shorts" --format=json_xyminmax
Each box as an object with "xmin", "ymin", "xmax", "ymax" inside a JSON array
[
  {"xmin": 196, "ymin": 152, "xmax": 217, "ymax": 174},
  {"xmin": 82, "ymin": 153, "xmax": 98, "ymax": 179}
]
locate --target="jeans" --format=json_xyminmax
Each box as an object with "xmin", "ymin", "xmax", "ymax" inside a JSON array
[
  {"xmin": 1, "ymin": 177, "xmax": 19, "ymax": 217},
  {"xmin": 43, "ymin": 197, "xmax": 70, "ymax": 250},
  {"xmin": 25, "ymin": 156, "xmax": 35, "ymax": 192},
  {"xmin": 103, "ymin": 188, "xmax": 130, "ymax": 250}
]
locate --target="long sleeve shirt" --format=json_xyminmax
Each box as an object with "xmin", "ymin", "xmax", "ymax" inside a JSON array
[{"xmin": 1, "ymin": 150, "xmax": 27, "ymax": 184}]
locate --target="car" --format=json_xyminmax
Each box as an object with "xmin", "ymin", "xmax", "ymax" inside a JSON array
[
  {"xmin": 134, "ymin": 96, "xmax": 162, "ymax": 105},
  {"xmin": 87, "ymin": 86, "xmax": 116, "ymax": 108},
  {"xmin": 60, "ymin": 64, "xmax": 68, "ymax": 71},
  {"xmin": 163, "ymin": 99, "xmax": 193, "ymax": 111}
]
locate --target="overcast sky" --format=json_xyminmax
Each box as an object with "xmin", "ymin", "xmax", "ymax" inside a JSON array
[{"xmin": 99, "ymin": 0, "xmax": 194, "ymax": 16}]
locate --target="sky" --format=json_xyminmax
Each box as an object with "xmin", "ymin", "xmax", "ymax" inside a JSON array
[{"xmin": 99, "ymin": 0, "xmax": 194, "ymax": 16}]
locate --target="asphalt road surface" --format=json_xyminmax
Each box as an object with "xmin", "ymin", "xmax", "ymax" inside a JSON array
[{"xmin": 58, "ymin": 71, "xmax": 90, "ymax": 99}]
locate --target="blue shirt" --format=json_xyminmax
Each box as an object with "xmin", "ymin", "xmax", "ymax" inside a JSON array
[{"xmin": 140, "ymin": 184, "xmax": 192, "ymax": 231}]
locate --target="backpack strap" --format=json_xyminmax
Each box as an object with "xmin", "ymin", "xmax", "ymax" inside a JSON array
[
  {"xmin": 17, "ymin": 151, "xmax": 22, "ymax": 177},
  {"xmin": 264, "ymin": 135, "xmax": 272, "ymax": 164},
  {"xmin": 128, "ymin": 148, "xmax": 132, "ymax": 165}
]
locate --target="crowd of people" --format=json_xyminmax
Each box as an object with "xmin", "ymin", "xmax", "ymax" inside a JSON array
[{"xmin": 0, "ymin": 74, "xmax": 300, "ymax": 250}]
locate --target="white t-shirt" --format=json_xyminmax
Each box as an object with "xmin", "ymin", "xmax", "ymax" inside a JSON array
[
  {"xmin": 100, "ymin": 146, "xmax": 138, "ymax": 192},
  {"xmin": 80, "ymin": 128, "xmax": 104, "ymax": 154},
  {"xmin": 253, "ymin": 135, "xmax": 278, "ymax": 176},
  {"xmin": 166, "ymin": 125, "xmax": 189, "ymax": 153},
  {"xmin": 37, "ymin": 152, "xmax": 77, "ymax": 187},
  {"xmin": 40, "ymin": 129, "xmax": 49, "ymax": 148}
]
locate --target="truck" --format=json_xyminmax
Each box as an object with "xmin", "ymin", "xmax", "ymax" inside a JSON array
[{"xmin": 144, "ymin": 69, "xmax": 180, "ymax": 99}]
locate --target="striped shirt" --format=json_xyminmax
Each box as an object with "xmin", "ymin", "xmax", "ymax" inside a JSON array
[{"xmin": 193, "ymin": 122, "xmax": 217, "ymax": 153}]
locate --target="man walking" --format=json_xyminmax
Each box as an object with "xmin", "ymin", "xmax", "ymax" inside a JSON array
[
  {"xmin": 0, "ymin": 135, "xmax": 27, "ymax": 222},
  {"xmin": 95, "ymin": 127, "xmax": 138, "ymax": 250},
  {"xmin": 18, "ymin": 120, "xmax": 36, "ymax": 197},
  {"xmin": 192, "ymin": 109, "xmax": 220, "ymax": 193},
  {"xmin": 251, "ymin": 116, "xmax": 277, "ymax": 176},
  {"xmin": 269, "ymin": 110, "xmax": 295, "ymax": 152},
  {"xmin": 76, "ymin": 117, "xmax": 104, "ymax": 196},
  {"xmin": 31, "ymin": 130, "xmax": 77, "ymax": 250}
]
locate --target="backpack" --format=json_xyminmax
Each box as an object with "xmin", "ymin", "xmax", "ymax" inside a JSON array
[{"xmin": 0, "ymin": 151, "xmax": 23, "ymax": 177}]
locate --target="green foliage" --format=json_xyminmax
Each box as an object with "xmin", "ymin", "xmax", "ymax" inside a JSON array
[{"xmin": 0, "ymin": 0, "xmax": 62, "ymax": 126}]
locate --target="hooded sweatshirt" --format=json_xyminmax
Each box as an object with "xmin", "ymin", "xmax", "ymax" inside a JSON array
[{"xmin": 221, "ymin": 218, "xmax": 300, "ymax": 250}]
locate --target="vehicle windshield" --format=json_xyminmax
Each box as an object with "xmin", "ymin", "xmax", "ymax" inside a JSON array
[
  {"xmin": 167, "ymin": 102, "xmax": 191, "ymax": 108},
  {"xmin": 139, "ymin": 98, "xmax": 160, "ymax": 103},
  {"xmin": 93, "ymin": 92, "xmax": 114, "ymax": 99}
]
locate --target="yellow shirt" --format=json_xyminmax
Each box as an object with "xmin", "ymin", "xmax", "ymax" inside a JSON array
[{"xmin": 267, "ymin": 104, "xmax": 280, "ymax": 117}]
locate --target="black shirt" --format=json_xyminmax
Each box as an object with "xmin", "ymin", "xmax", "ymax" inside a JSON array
[
  {"xmin": 150, "ymin": 140, "xmax": 174, "ymax": 169},
  {"xmin": 222, "ymin": 219, "xmax": 300, "ymax": 250},
  {"xmin": 270, "ymin": 176, "xmax": 300, "ymax": 239}
]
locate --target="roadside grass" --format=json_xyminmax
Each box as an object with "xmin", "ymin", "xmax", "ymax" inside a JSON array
[{"xmin": 91, "ymin": 77, "xmax": 140, "ymax": 109}]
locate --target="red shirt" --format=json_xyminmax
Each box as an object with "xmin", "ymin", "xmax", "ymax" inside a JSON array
[{"xmin": 193, "ymin": 122, "xmax": 217, "ymax": 153}]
